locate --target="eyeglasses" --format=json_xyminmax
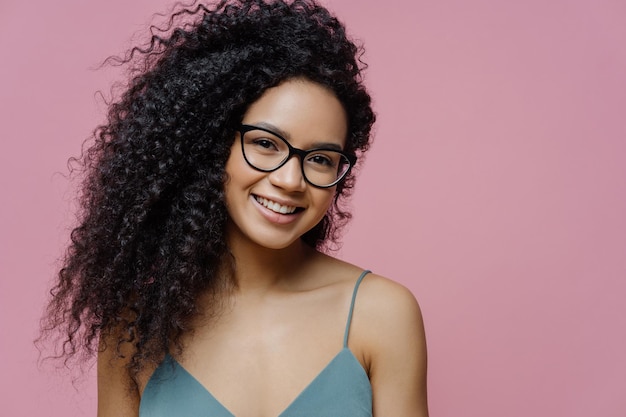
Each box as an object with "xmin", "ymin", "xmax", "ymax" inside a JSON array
[{"xmin": 238, "ymin": 124, "xmax": 357, "ymax": 188}]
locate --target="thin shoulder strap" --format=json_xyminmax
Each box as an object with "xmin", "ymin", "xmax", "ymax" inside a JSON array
[{"xmin": 343, "ymin": 270, "xmax": 371, "ymax": 348}]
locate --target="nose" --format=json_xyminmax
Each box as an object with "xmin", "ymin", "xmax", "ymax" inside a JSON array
[{"xmin": 268, "ymin": 155, "xmax": 306, "ymax": 192}]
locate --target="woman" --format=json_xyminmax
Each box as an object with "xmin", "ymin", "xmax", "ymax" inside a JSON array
[{"xmin": 42, "ymin": 0, "xmax": 428, "ymax": 416}]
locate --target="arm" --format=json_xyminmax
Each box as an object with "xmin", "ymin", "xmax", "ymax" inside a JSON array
[
  {"xmin": 97, "ymin": 334, "xmax": 141, "ymax": 417},
  {"xmin": 358, "ymin": 276, "xmax": 429, "ymax": 417}
]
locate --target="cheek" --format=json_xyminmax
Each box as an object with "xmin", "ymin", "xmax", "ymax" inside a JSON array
[
  {"xmin": 313, "ymin": 188, "xmax": 337, "ymax": 216},
  {"xmin": 223, "ymin": 156, "xmax": 250, "ymax": 213},
  {"xmin": 224, "ymin": 143, "xmax": 240, "ymax": 180},
  {"xmin": 224, "ymin": 146, "xmax": 256, "ymax": 189}
]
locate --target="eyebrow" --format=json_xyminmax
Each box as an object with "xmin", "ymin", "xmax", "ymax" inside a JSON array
[{"xmin": 252, "ymin": 121, "xmax": 344, "ymax": 151}]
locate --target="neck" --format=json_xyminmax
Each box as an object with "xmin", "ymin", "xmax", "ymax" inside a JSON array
[{"xmin": 225, "ymin": 226, "xmax": 317, "ymax": 293}]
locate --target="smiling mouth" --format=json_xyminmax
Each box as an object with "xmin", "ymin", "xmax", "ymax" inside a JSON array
[{"xmin": 254, "ymin": 195, "xmax": 303, "ymax": 215}]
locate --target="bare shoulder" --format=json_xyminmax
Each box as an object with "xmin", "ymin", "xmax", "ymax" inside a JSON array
[
  {"xmin": 354, "ymin": 272, "xmax": 425, "ymax": 348},
  {"xmin": 349, "ymin": 271, "xmax": 430, "ymax": 415},
  {"xmin": 97, "ymin": 337, "xmax": 140, "ymax": 417},
  {"xmin": 313, "ymin": 255, "xmax": 424, "ymax": 326},
  {"xmin": 97, "ymin": 326, "xmax": 158, "ymax": 417},
  {"xmin": 311, "ymin": 254, "xmax": 427, "ymax": 358}
]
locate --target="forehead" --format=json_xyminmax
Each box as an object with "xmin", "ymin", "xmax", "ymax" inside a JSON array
[{"xmin": 241, "ymin": 79, "xmax": 348, "ymax": 148}]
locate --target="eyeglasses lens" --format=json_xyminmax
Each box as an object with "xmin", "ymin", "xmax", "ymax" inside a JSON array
[{"xmin": 241, "ymin": 129, "xmax": 351, "ymax": 188}]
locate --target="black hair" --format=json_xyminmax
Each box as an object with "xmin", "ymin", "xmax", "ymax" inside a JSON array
[{"xmin": 40, "ymin": 0, "xmax": 375, "ymax": 382}]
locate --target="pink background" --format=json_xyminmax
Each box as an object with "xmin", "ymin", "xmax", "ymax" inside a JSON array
[{"xmin": 1, "ymin": 0, "xmax": 625, "ymax": 415}]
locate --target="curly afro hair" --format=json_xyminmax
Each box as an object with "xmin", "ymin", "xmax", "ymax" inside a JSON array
[{"xmin": 41, "ymin": 0, "xmax": 375, "ymax": 381}]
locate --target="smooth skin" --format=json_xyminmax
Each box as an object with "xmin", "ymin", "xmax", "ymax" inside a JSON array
[{"xmin": 98, "ymin": 78, "xmax": 428, "ymax": 417}]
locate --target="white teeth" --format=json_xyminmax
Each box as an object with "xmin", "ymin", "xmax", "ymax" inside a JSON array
[{"xmin": 255, "ymin": 196, "xmax": 297, "ymax": 214}]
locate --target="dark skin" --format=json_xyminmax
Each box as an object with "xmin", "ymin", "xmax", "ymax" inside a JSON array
[{"xmin": 97, "ymin": 79, "xmax": 428, "ymax": 417}]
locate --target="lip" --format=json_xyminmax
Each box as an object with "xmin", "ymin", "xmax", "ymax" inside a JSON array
[
  {"xmin": 254, "ymin": 194, "xmax": 304, "ymax": 209},
  {"xmin": 251, "ymin": 194, "xmax": 304, "ymax": 225}
]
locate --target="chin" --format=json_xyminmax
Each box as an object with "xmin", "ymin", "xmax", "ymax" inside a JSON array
[{"xmin": 253, "ymin": 233, "xmax": 306, "ymax": 251}]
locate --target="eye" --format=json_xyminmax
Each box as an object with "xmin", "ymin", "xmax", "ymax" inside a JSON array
[
  {"xmin": 307, "ymin": 153, "xmax": 337, "ymax": 168},
  {"xmin": 251, "ymin": 138, "xmax": 280, "ymax": 152}
]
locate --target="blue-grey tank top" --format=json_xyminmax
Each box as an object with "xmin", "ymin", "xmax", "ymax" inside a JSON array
[{"xmin": 139, "ymin": 270, "xmax": 372, "ymax": 417}]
